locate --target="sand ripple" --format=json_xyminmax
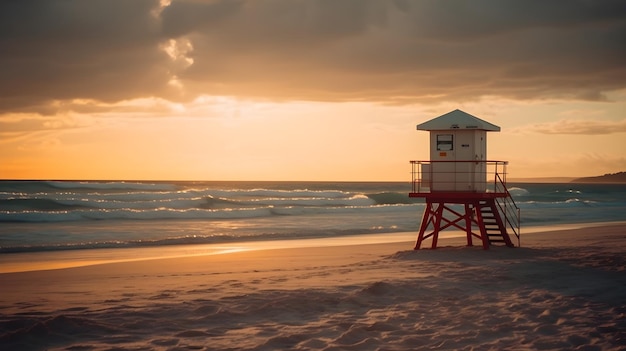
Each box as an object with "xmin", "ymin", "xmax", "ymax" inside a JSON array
[{"xmin": 1, "ymin": 226, "xmax": 626, "ymax": 350}]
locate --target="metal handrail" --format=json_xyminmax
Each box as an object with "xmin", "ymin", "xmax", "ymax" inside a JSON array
[{"xmin": 495, "ymin": 173, "xmax": 521, "ymax": 246}]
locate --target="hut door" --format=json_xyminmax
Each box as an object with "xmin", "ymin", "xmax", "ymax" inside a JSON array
[
  {"xmin": 455, "ymin": 132, "xmax": 475, "ymax": 191},
  {"xmin": 474, "ymin": 133, "xmax": 487, "ymax": 191}
]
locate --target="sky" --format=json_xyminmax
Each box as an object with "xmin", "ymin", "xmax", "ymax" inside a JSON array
[{"xmin": 1, "ymin": 0, "xmax": 625, "ymax": 181}]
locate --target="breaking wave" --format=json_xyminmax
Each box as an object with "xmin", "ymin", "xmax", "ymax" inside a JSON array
[{"xmin": 0, "ymin": 181, "xmax": 418, "ymax": 223}]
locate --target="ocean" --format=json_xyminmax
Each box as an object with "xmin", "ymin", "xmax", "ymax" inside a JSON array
[{"xmin": 1, "ymin": 180, "xmax": 626, "ymax": 255}]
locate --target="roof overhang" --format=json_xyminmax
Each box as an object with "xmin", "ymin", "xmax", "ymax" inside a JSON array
[{"xmin": 417, "ymin": 109, "xmax": 500, "ymax": 132}]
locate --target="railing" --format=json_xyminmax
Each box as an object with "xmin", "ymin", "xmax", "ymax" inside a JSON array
[
  {"xmin": 410, "ymin": 160, "xmax": 510, "ymax": 194},
  {"xmin": 495, "ymin": 173, "xmax": 521, "ymax": 246}
]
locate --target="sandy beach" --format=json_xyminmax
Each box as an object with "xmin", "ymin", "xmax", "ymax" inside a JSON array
[{"xmin": 1, "ymin": 223, "xmax": 626, "ymax": 350}]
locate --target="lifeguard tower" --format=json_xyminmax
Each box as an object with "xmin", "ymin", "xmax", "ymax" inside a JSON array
[{"xmin": 409, "ymin": 109, "xmax": 520, "ymax": 249}]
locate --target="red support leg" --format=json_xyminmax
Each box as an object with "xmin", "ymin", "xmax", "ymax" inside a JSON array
[
  {"xmin": 464, "ymin": 203, "xmax": 473, "ymax": 247},
  {"xmin": 414, "ymin": 201, "xmax": 434, "ymax": 249},
  {"xmin": 431, "ymin": 203, "xmax": 444, "ymax": 249}
]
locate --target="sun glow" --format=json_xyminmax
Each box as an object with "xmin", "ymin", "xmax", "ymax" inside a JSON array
[{"xmin": 1, "ymin": 93, "xmax": 626, "ymax": 180}]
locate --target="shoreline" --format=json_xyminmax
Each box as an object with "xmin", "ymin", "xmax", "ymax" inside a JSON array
[{"xmin": 1, "ymin": 221, "xmax": 625, "ymax": 274}]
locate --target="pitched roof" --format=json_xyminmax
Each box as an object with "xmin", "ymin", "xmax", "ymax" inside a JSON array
[{"xmin": 416, "ymin": 109, "xmax": 500, "ymax": 131}]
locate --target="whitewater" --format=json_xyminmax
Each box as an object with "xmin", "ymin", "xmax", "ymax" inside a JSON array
[{"xmin": 1, "ymin": 180, "xmax": 625, "ymax": 254}]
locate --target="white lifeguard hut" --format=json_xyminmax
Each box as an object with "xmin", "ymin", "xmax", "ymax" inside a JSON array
[{"xmin": 410, "ymin": 109, "xmax": 520, "ymax": 249}]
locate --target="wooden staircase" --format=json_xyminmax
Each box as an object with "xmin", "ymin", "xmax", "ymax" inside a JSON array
[{"xmin": 477, "ymin": 200, "xmax": 514, "ymax": 247}]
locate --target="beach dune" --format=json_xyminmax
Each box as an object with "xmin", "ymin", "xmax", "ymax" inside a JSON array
[{"xmin": 1, "ymin": 224, "xmax": 625, "ymax": 350}]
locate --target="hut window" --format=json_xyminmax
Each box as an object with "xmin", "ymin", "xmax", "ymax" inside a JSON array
[{"xmin": 437, "ymin": 134, "xmax": 453, "ymax": 151}]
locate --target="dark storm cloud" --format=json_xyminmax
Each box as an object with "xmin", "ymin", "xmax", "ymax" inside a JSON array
[
  {"xmin": 0, "ymin": 0, "xmax": 170, "ymax": 114},
  {"xmin": 0, "ymin": 0, "xmax": 625, "ymax": 114},
  {"xmin": 403, "ymin": 0, "xmax": 626, "ymax": 41},
  {"xmin": 168, "ymin": 0, "xmax": 626, "ymax": 102}
]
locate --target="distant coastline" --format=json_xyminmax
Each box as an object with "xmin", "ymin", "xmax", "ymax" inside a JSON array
[
  {"xmin": 510, "ymin": 172, "xmax": 626, "ymax": 184},
  {"xmin": 570, "ymin": 172, "xmax": 626, "ymax": 184}
]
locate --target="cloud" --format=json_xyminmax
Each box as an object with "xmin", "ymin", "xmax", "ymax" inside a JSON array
[
  {"xmin": 0, "ymin": 0, "xmax": 175, "ymax": 114},
  {"xmin": 524, "ymin": 119, "xmax": 626, "ymax": 135},
  {"xmin": 0, "ymin": 0, "xmax": 625, "ymax": 115}
]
